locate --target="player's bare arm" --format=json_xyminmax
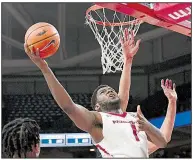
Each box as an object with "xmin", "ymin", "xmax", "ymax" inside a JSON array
[
  {"xmin": 136, "ymin": 105, "xmax": 167, "ymax": 148},
  {"xmin": 119, "ymin": 28, "xmax": 141, "ymax": 112},
  {"xmin": 24, "ymin": 44, "xmax": 102, "ymax": 133},
  {"xmin": 148, "ymin": 79, "xmax": 177, "ymax": 155}
]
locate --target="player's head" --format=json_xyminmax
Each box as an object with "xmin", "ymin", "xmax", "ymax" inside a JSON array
[
  {"xmin": 2, "ymin": 118, "xmax": 40, "ymax": 158},
  {"xmin": 91, "ymin": 85, "xmax": 120, "ymax": 112}
]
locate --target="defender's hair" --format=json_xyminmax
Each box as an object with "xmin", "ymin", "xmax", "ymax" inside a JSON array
[
  {"xmin": 91, "ymin": 85, "xmax": 109, "ymax": 110},
  {"xmin": 2, "ymin": 118, "xmax": 40, "ymax": 158}
]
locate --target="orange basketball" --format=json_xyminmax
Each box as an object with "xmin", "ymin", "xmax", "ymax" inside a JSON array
[{"xmin": 25, "ymin": 22, "xmax": 60, "ymax": 58}]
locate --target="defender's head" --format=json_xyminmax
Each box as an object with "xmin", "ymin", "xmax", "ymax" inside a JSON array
[
  {"xmin": 2, "ymin": 118, "xmax": 40, "ymax": 158},
  {"xmin": 91, "ymin": 85, "xmax": 120, "ymax": 112}
]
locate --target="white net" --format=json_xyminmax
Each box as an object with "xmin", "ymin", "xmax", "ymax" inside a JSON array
[{"xmin": 86, "ymin": 6, "xmax": 142, "ymax": 74}]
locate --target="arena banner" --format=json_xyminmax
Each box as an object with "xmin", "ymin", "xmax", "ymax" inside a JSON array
[
  {"xmin": 149, "ymin": 110, "xmax": 191, "ymax": 128},
  {"xmin": 40, "ymin": 133, "xmax": 92, "ymax": 147}
]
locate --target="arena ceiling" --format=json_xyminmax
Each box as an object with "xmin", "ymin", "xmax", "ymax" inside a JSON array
[{"xmin": 1, "ymin": 3, "xmax": 187, "ymax": 74}]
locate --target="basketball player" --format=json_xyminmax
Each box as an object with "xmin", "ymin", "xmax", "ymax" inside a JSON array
[
  {"xmin": 2, "ymin": 118, "xmax": 40, "ymax": 158},
  {"xmin": 24, "ymin": 28, "xmax": 177, "ymax": 158}
]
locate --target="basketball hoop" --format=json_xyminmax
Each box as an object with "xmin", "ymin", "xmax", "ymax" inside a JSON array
[{"xmin": 86, "ymin": 5, "xmax": 142, "ymax": 74}]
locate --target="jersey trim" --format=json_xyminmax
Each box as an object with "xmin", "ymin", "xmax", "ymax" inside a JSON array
[{"xmin": 107, "ymin": 112, "xmax": 127, "ymax": 118}]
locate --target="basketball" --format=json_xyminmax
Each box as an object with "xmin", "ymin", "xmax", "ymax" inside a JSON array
[{"xmin": 25, "ymin": 22, "xmax": 60, "ymax": 58}]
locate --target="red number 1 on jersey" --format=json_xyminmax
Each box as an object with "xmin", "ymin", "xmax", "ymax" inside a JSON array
[{"xmin": 130, "ymin": 123, "xmax": 140, "ymax": 141}]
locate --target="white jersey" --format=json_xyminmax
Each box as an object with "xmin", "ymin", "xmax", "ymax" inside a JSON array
[{"xmin": 93, "ymin": 112, "xmax": 148, "ymax": 158}]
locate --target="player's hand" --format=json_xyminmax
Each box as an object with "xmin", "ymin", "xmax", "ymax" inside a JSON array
[
  {"xmin": 120, "ymin": 28, "xmax": 141, "ymax": 63},
  {"xmin": 136, "ymin": 105, "xmax": 151, "ymax": 132},
  {"xmin": 161, "ymin": 79, "xmax": 177, "ymax": 101},
  {"xmin": 24, "ymin": 43, "xmax": 48, "ymax": 69}
]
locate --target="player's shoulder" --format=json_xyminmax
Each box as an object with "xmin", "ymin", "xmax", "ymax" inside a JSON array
[
  {"xmin": 98, "ymin": 112, "xmax": 114, "ymax": 118},
  {"xmin": 90, "ymin": 111, "xmax": 102, "ymax": 118},
  {"xmin": 98, "ymin": 111, "xmax": 109, "ymax": 117}
]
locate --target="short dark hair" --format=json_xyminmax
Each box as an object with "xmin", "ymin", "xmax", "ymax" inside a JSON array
[
  {"xmin": 2, "ymin": 118, "xmax": 40, "ymax": 158},
  {"xmin": 91, "ymin": 85, "xmax": 108, "ymax": 110}
]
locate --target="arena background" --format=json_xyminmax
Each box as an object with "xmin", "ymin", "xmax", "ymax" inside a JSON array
[{"xmin": 1, "ymin": 2, "xmax": 191, "ymax": 158}]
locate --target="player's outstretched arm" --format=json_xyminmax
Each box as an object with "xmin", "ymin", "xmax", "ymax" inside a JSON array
[
  {"xmin": 119, "ymin": 29, "xmax": 141, "ymax": 112},
  {"xmin": 136, "ymin": 105, "xmax": 167, "ymax": 148},
  {"xmin": 148, "ymin": 79, "xmax": 177, "ymax": 155},
  {"xmin": 24, "ymin": 44, "xmax": 101, "ymax": 133}
]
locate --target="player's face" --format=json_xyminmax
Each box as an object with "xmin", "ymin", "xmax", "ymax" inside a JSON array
[
  {"xmin": 96, "ymin": 86, "xmax": 120, "ymax": 112},
  {"xmin": 97, "ymin": 86, "xmax": 118, "ymax": 100}
]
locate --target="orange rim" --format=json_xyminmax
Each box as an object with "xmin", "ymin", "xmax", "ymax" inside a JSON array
[{"xmin": 86, "ymin": 4, "xmax": 141, "ymax": 27}]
